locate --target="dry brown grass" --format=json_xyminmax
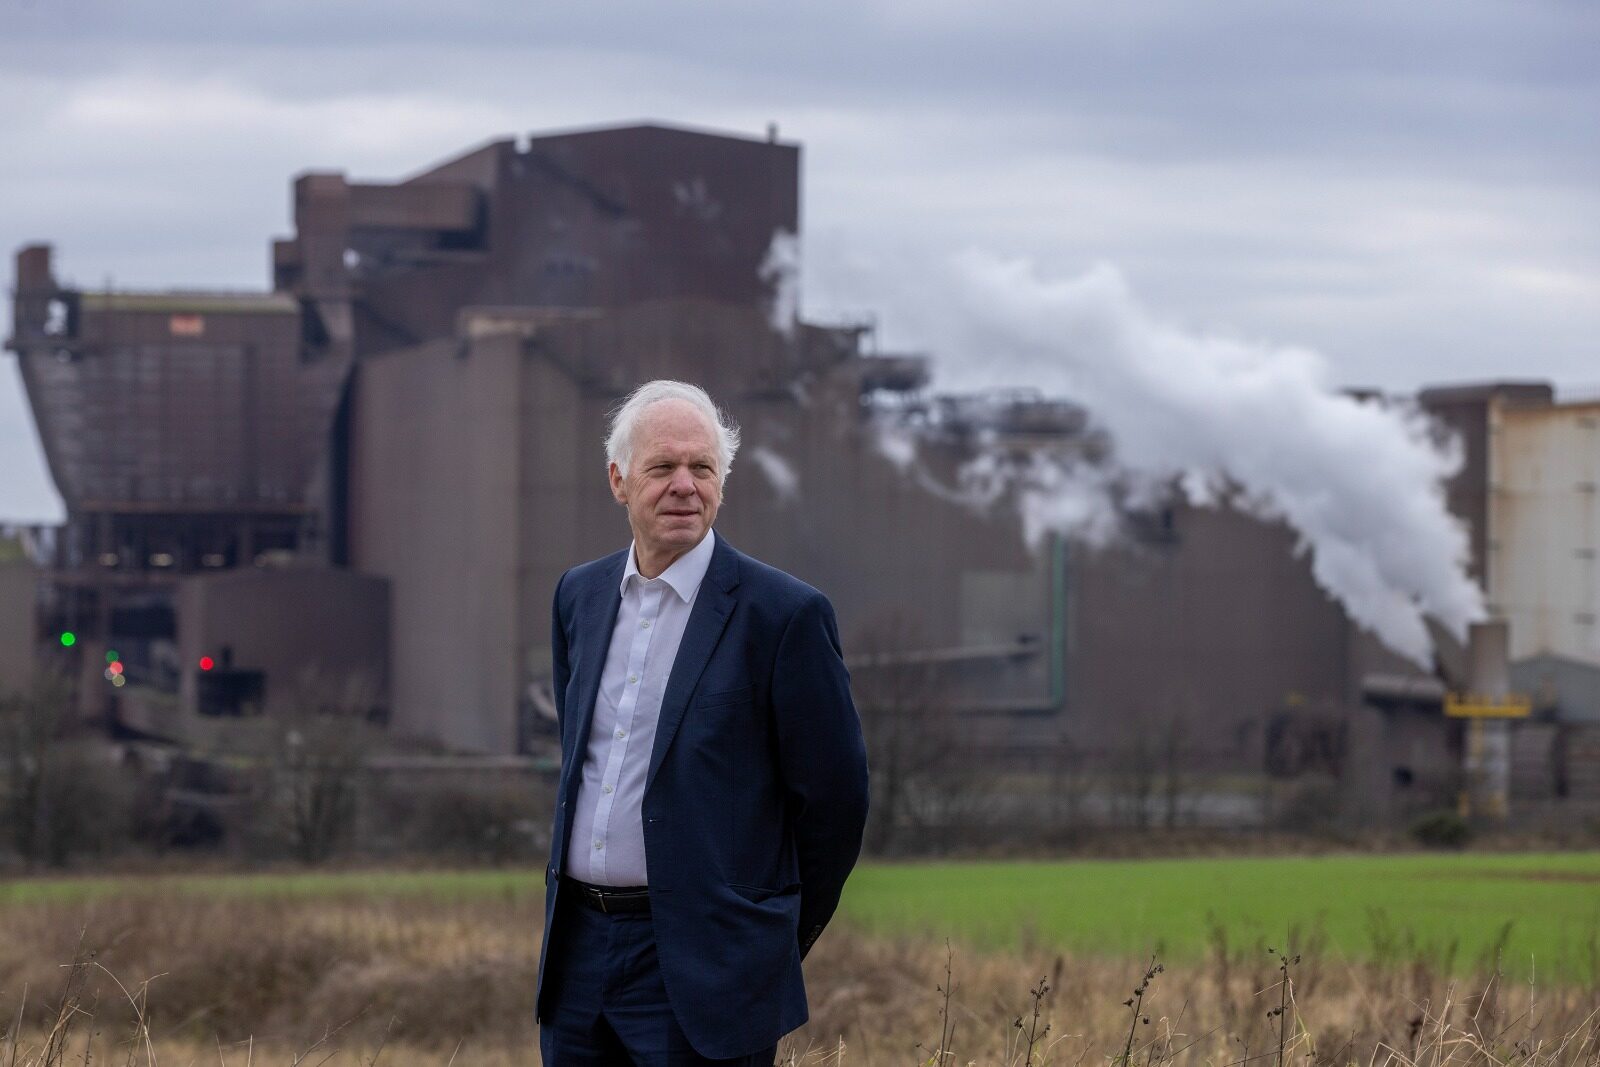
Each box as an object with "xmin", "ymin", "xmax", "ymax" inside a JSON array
[
  {"xmin": 0, "ymin": 894, "xmax": 536, "ymax": 1065},
  {"xmin": 792, "ymin": 930, "xmax": 1600, "ymax": 1066},
  {"xmin": 0, "ymin": 891, "xmax": 1596, "ymax": 1065}
]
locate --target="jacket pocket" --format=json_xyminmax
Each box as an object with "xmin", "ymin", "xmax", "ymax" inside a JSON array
[
  {"xmin": 729, "ymin": 881, "xmax": 802, "ymax": 904},
  {"xmin": 696, "ymin": 683, "xmax": 755, "ymax": 709}
]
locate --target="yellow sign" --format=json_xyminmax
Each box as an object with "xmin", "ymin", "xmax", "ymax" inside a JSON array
[{"xmin": 1444, "ymin": 694, "xmax": 1532, "ymax": 719}]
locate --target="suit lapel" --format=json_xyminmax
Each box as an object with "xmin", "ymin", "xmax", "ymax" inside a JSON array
[
  {"xmin": 645, "ymin": 536, "xmax": 740, "ymax": 793},
  {"xmin": 563, "ymin": 553, "xmax": 625, "ymax": 805}
]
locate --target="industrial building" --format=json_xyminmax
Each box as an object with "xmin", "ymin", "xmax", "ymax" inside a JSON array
[{"xmin": 5, "ymin": 122, "xmax": 1597, "ymax": 832}]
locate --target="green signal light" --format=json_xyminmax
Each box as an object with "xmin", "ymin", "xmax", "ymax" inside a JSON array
[
  {"xmin": 105, "ymin": 649, "xmax": 120, "ymax": 664},
  {"xmin": 59, "ymin": 631, "xmax": 77, "ymax": 648}
]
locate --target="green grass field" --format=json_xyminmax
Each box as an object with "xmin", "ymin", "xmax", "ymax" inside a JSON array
[
  {"xmin": 843, "ymin": 851, "xmax": 1600, "ymax": 982},
  {"xmin": 3, "ymin": 851, "xmax": 1597, "ymax": 981}
]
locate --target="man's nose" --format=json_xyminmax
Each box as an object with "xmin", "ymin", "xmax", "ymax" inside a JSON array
[{"xmin": 668, "ymin": 467, "xmax": 695, "ymax": 494}]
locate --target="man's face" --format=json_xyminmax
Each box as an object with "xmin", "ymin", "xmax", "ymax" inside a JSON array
[{"xmin": 610, "ymin": 399, "xmax": 723, "ymax": 572}]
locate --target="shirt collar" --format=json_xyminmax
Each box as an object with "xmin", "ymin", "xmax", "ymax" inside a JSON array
[{"xmin": 621, "ymin": 529, "xmax": 717, "ymax": 603}]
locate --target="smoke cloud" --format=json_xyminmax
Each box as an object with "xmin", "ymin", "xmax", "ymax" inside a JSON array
[
  {"xmin": 866, "ymin": 251, "xmax": 1485, "ymax": 666},
  {"xmin": 748, "ymin": 445, "xmax": 800, "ymax": 503},
  {"xmin": 760, "ymin": 230, "xmax": 801, "ymax": 339}
]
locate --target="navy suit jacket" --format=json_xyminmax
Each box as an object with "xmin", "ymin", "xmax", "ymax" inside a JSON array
[{"xmin": 537, "ymin": 534, "xmax": 870, "ymax": 1058}]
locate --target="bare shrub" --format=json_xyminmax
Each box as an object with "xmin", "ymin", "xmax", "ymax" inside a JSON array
[
  {"xmin": 259, "ymin": 670, "xmax": 384, "ymax": 864},
  {"xmin": 381, "ymin": 783, "xmax": 549, "ymax": 864},
  {"xmin": 1270, "ymin": 776, "xmax": 1345, "ymax": 835},
  {"xmin": 0, "ymin": 673, "xmax": 132, "ymax": 867},
  {"xmin": 850, "ymin": 618, "xmax": 963, "ymax": 855}
]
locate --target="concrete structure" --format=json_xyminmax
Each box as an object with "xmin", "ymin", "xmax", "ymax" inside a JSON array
[
  {"xmin": 348, "ymin": 303, "xmax": 1052, "ymax": 752},
  {"xmin": 0, "ymin": 124, "xmax": 1423, "ymax": 777},
  {"xmin": 1488, "ymin": 397, "xmax": 1600, "ymax": 665},
  {"xmin": 10, "ymin": 250, "xmax": 344, "ymax": 565},
  {"xmin": 347, "ymin": 294, "xmax": 1413, "ymax": 766},
  {"xmin": 177, "ymin": 566, "xmax": 386, "ymax": 714},
  {"xmin": 1417, "ymin": 382, "xmax": 1553, "ymax": 585},
  {"xmin": 1407, "ymin": 385, "xmax": 1600, "ymax": 806},
  {"xmin": 5, "ymin": 245, "xmax": 348, "ymax": 727},
  {"xmin": 9, "ymin": 122, "xmax": 1597, "ymax": 826},
  {"xmin": 1483, "ymin": 395, "xmax": 1600, "ymax": 805},
  {"xmin": 274, "ymin": 124, "xmax": 800, "ymax": 371},
  {"xmin": 2, "ymin": 124, "xmax": 805, "ymax": 744},
  {"xmin": 0, "ymin": 559, "xmax": 39, "ymax": 697}
]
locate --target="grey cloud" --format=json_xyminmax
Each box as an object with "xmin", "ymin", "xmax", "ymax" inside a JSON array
[
  {"xmin": 1, "ymin": 0, "xmax": 1596, "ymax": 519},
  {"xmin": 8, "ymin": 2, "xmax": 1593, "ymax": 120},
  {"xmin": 3, "ymin": 4, "xmax": 1591, "ymax": 195}
]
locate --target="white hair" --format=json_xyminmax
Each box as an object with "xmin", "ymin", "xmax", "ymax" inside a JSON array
[{"xmin": 606, "ymin": 380, "xmax": 741, "ymax": 485}]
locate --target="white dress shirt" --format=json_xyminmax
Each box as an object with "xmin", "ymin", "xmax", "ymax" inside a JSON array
[{"xmin": 564, "ymin": 529, "xmax": 717, "ymax": 886}]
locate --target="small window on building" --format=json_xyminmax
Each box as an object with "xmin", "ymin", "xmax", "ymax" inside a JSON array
[{"xmin": 198, "ymin": 669, "xmax": 265, "ymax": 717}]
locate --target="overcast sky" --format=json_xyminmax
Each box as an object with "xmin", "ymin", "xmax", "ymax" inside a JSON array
[{"xmin": 2, "ymin": 0, "xmax": 1596, "ymax": 523}]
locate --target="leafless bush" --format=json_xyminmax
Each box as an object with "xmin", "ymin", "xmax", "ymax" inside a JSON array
[
  {"xmin": 850, "ymin": 618, "xmax": 993, "ymax": 855},
  {"xmin": 375, "ymin": 783, "xmax": 549, "ymax": 864},
  {"xmin": 1106, "ymin": 708, "xmax": 1195, "ymax": 832},
  {"xmin": 259, "ymin": 670, "xmax": 384, "ymax": 864},
  {"xmin": 0, "ymin": 673, "xmax": 131, "ymax": 868}
]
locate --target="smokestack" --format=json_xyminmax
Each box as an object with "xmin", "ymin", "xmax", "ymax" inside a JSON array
[
  {"xmin": 1452, "ymin": 620, "xmax": 1528, "ymax": 821},
  {"xmin": 9, "ymin": 244, "xmax": 65, "ymax": 349},
  {"xmin": 1464, "ymin": 620, "xmax": 1510, "ymax": 700},
  {"xmin": 15, "ymin": 244, "xmax": 56, "ymax": 294}
]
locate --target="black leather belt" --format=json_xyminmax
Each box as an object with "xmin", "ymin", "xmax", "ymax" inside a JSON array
[{"xmin": 563, "ymin": 876, "xmax": 651, "ymax": 915}]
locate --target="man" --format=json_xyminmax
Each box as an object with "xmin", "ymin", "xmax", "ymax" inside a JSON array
[{"xmin": 538, "ymin": 380, "xmax": 871, "ymax": 1065}]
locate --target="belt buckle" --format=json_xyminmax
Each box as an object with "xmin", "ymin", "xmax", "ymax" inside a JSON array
[{"xmin": 597, "ymin": 889, "xmax": 609, "ymax": 915}]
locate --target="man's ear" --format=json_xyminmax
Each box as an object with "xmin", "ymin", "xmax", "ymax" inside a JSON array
[{"xmin": 608, "ymin": 462, "xmax": 628, "ymax": 505}]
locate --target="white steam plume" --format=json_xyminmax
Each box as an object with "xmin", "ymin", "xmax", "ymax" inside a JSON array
[
  {"xmin": 760, "ymin": 229, "xmax": 801, "ymax": 339},
  {"xmin": 960, "ymin": 448, "xmax": 1125, "ymax": 550},
  {"xmin": 749, "ymin": 445, "xmax": 800, "ymax": 503},
  {"xmin": 870, "ymin": 252, "xmax": 1484, "ymax": 666}
]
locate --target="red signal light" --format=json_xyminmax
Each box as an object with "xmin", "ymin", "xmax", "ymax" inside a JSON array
[
  {"xmin": 108, "ymin": 661, "xmax": 124, "ymax": 676},
  {"xmin": 199, "ymin": 656, "xmax": 215, "ymax": 671}
]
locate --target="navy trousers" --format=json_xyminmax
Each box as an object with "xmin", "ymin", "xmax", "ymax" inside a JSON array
[{"xmin": 540, "ymin": 900, "xmax": 779, "ymax": 1066}]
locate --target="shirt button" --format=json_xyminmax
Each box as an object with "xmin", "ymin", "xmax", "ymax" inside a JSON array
[
  {"xmin": 593, "ymin": 840, "xmax": 603, "ymax": 850},
  {"xmin": 615, "ymin": 728, "xmax": 626, "ymax": 739},
  {"xmin": 641, "ymin": 620, "xmax": 651, "ymax": 629},
  {"xmin": 602, "ymin": 784, "xmax": 613, "ymax": 794},
  {"xmin": 628, "ymin": 674, "xmax": 638, "ymax": 684}
]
